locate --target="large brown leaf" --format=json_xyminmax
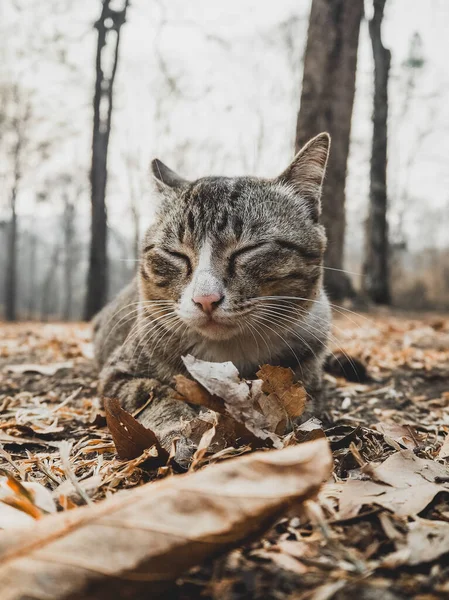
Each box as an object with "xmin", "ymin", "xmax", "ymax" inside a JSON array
[{"xmin": 0, "ymin": 439, "xmax": 332, "ymax": 600}]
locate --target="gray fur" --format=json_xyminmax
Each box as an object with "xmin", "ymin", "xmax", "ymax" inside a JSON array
[{"xmin": 94, "ymin": 133, "xmax": 331, "ymax": 455}]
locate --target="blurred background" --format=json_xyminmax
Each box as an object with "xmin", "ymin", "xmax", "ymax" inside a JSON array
[{"xmin": 1, "ymin": 0, "xmax": 448, "ymax": 322}]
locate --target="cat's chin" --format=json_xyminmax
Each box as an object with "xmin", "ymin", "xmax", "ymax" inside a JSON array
[{"xmin": 191, "ymin": 320, "xmax": 239, "ymax": 341}]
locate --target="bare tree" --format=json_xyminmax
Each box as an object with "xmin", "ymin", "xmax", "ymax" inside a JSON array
[
  {"xmin": 62, "ymin": 192, "xmax": 76, "ymax": 320},
  {"xmin": 295, "ymin": 0, "xmax": 364, "ymax": 300},
  {"xmin": 4, "ymin": 86, "xmax": 31, "ymax": 321},
  {"xmin": 363, "ymin": 0, "xmax": 391, "ymax": 304},
  {"xmin": 84, "ymin": 0, "xmax": 130, "ymax": 320}
]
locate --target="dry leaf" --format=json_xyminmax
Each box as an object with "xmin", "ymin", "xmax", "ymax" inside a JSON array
[
  {"xmin": 295, "ymin": 418, "xmax": 326, "ymax": 443},
  {"xmin": 257, "ymin": 364, "xmax": 307, "ymax": 418},
  {"xmin": 0, "ymin": 439, "xmax": 333, "ymax": 600},
  {"xmin": 5, "ymin": 361, "xmax": 74, "ymax": 375},
  {"xmin": 182, "ymin": 355, "xmax": 282, "ymax": 447},
  {"xmin": 337, "ymin": 450, "xmax": 449, "ymax": 518},
  {"xmin": 174, "ymin": 375, "xmax": 225, "ymax": 414},
  {"xmin": 0, "ymin": 474, "xmax": 56, "ymax": 528},
  {"xmin": 373, "ymin": 422, "xmax": 422, "ymax": 450},
  {"xmin": 190, "ymin": 422, "xmax": 217, "ymax": 470},
  {"xmin": 383, "ymin": 518, "xmax": 449, "ymax": 567},
  {"xmin": 104, "ymin": 397, "xmax": 168, "ymax": 462},
  {"xmin": 438, "ymin": 434, "xmax": 449, "ymax": 459}
]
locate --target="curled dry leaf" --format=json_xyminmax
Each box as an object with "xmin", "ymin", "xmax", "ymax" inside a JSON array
[
  {"xmin": 337, "ymin": 450, "xmax": 449, "ymax": 518},
  {"xmin": 257, "ymin": 364, "xmax": 307, "ymax": 419},
  {"xmin": 0, "ymin": 438, "xmax": 333, "ymax": 600},
  {"xmin": 104, "ymin": 397, "xmax": 169, "ymax": 463},
  {"xmin": 182, "ymin": 355, "xmax": 288, "ymax": 447}
]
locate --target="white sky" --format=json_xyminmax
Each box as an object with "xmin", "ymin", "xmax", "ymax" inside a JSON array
[{"xmin": 1, "ymin": 0, "xmax": 448, "ymax": 263}]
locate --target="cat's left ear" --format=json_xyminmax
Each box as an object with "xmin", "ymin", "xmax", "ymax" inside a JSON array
[
  {"xmin": 151, "ymin": 159, "xmax": 189, "ymax": 192},
  {"xmin": 275, "ymin": 132, "xmax": 330, "ymax": 221}
]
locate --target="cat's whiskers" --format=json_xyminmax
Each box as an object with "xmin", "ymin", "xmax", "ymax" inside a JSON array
[
  {"xmin": 239, "ymin": 320, "xmax": 260, "ymax": 358},
  {"xmin": 145, "ymin": 317, "xmax": 186, "ymax": 374},
  {"xmin": 127, "ymin": 311, "xmax": 178, "ymax": 365},
  {"xmin": 246, "ymin": 316, "xmax": 273, "ymax": 362},
  {"xmin": 133, "ymin": 313, "xmax": 180, "ymax": 369},
  {"xmin": 119, "ymin": 305, "xmax": 175, "ymax": 353},
  {"xmin": 255, "ymin": 305, "xmax": 349, "ymax": 376},
  {"xmin": 254, "ymin": 308, "xmax": 321, "ymax": 370},
  {"xmin": 250, "ymin": 314, "xmax": 301, "ymax": 368},
  {"xmin": 100, "ymin": 299, "xmax": 175, "ymax": 350},
  {"xmin": 163, "ymin": 321, "xmax": 190, "ymax": 370},
  {"xmin": 258, "ymin": 299, "xmax": 359, "ymax": 365},
  {"xmin": 252, "ymin": 295, "xmax": 372, "ymax": 329},
  {"xmin": 256, "ymin": 302, "xmax": 360, "ymax": 379}
]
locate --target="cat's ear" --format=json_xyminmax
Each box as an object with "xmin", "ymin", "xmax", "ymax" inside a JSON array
[
  {"xmin": 151, "ymin": 159, "xmax": 189, "ymax": 191},
  {"xmin": 275, "ymin": 132, "xmax": 330, "ymax": 220}
]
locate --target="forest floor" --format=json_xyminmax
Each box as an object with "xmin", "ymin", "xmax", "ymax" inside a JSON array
[{"xmin": 1, "ymin": 311, "xmax": 449, "ymax": 599}]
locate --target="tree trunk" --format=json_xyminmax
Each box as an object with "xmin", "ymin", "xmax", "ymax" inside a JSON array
[
  {"xmin": 63, "ymin": 195, "xmax": 75, "ymax": 321},
  {"xmin": 5, "ymin": 188, "xmax": 18, "ymax": 321},
  {"xmin": 295, "ymin": 0, "xmax": 363, "ymax": 301},
  {"xmin": 41, "ymin": 244, "xmax": 60, "ymax": 321},
  {"xmin": 27, "ymin": 233, "xmax": 38, "ymax": 319},
  {"xmin": 84, "ymin": 0, "xmax": 129, "ymax": 321},
  {"xmin": 5, "ymin": 121, "xmax": 24, "ymax": 322},
  {"xmin": 362, "ymin": 0, "xmax": 391, "ymax": 304}
]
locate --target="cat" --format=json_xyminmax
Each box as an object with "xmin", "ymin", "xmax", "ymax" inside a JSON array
[{"xmin": 93, "ymin": 132, "xmax": 331, "ymax": 461}]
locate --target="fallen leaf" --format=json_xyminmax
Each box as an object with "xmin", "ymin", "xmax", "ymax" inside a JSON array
[
  {"xmin": 0, "ymin": 474, "xmax": 56, "ymax": 527},
  {"xmin": 104, "ymin": 397, "xmax": 169, "ymax": 462},
  {"xmin": 383, "ymin": 518, "xmax": 449, "ymax": 567},
  {"xmin": 295, "ymin": 418, "xmax": 326, "ymax": 443},
  {"xmin": 373, "ymin": 422, "xmax": 422, "ymax": 450},
  {"xmin": 182, "ymin": 355, "xmax": 282, "ymax": 448},
  {"xmin": 0, "ymin": 439, "xmax": 333, "ymax": 600},
  {"xmin": 438, "ymin": 434, "xmax": 449, "ymax": 459},
  {"xmin": 4, "ymin": 361, "xmax": 74, "ymax": 376},
  {"xmin": 337, "ymin": 450, "xmax": 449, "ymax": 518},
  {"xmin": 174, "ymin": 375, "xmax": 225, "ymax": 414},
  {"xmin": 190, "ymin": 422, "xmax": 217, "ymax": 470},
  {"xmin": 257, "ymin": 364, "xmax": 307, "ymax": 418}
]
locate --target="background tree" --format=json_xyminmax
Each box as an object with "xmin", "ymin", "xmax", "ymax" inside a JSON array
[
  {"xmin": 295, "ymin": 0, "xmax": 364, "ymax": 301},
  {"xmin": 362, "ymin": 0, "xmax": 391, "ymax": 304},
  {"xmin": 84, "ymin": 0, "xmax": 130, "ymax": 321},
  {"xmin": 4, "ymin": 85, "xmax": 31, "ymax": 322}
]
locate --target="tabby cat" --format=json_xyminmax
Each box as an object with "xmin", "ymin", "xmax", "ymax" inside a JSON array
[{"xmin": 93, "ymin": 133, "xmax": 331, "ymax": 459}]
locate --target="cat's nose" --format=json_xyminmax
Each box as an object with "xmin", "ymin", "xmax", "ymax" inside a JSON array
[{"xmin": 192, "ymin": 293, "xmax": 224, "ymax": 314}]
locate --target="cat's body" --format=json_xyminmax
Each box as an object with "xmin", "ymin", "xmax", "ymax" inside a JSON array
[{"xmin": 94, "ymin": 133, "xmax": 332, "ymax": 459}]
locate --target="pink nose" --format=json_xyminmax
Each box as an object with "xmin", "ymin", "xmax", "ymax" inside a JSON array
[{"xmin": 192, "ymin": 293, "xmax": 224, "ymax": 314}]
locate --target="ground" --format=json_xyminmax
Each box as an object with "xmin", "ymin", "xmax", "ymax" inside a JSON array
[{"xmin": 1, "ymin": 311, "xmax": 449, "ymax": 599}]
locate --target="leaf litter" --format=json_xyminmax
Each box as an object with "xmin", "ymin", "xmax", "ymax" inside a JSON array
[{"xmin": 0, "ymin": 314, "xmax": 449, "ymax": 599}]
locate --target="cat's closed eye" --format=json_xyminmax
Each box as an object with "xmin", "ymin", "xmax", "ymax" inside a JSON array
[
  {"xmin": 228, "ymin": 242, "xmax": 269, "ymax": 275},
  {"xmin": 146, "ymin": 247, "xmax": 192, "ymax": 279}
]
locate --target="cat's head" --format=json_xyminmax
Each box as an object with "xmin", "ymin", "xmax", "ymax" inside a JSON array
[{"xmin": 140, "ymin": 133, "xmax": 330, "ymax": 341}]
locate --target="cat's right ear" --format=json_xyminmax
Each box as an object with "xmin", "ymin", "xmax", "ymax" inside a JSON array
[
  {"xmin": 151, "ymin": 159, "xmax": 189, "ymax": 192},
  {"xmin": 274, "ymin": 132, "xmax": 330, "ymax": 221}
]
